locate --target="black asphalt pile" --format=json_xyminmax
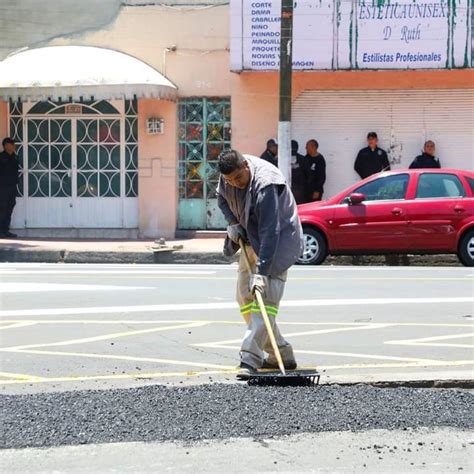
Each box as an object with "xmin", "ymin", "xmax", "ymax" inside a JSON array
[{"xmin": 1, "ymin": 384, "xmax": 473, "ymax": 449}]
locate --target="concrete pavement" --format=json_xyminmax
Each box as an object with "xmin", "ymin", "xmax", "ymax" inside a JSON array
[
  {"xmin": 2, "ymin": 428, "xmax": 472, "ymax": 473},
  {"xmin": 1, "ymin": 263, "xmax": 472, "ymax": 393}
]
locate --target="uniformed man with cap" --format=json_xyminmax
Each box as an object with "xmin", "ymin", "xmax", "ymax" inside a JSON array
[{"xmin": 354, "ymin": 132, "xmax": 391, "ymax": 180}]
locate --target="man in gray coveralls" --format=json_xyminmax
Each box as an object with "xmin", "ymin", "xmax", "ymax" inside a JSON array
[{"xmin": 217, "ymin": 149, "xmax": 304, "ymax": 377}]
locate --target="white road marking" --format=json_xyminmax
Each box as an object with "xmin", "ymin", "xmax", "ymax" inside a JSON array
[
  {"xmin": 2, "ymin": 322, "xmax": 209, "ymax": 351},
  {"xmin": 1, "ymin": 297, "xmax": 473, "ymax": 318},
  {"xmin": 0, "ymin": 283, "xmax": 153, "ymax": 294},
  {"xmin": 386, "ymin": 333, "xmax": 474, "ymax": 349},
  {"xmin": 8, "ymin": 349, "xmax": 235, "ymax": 371},
  {"xmin": 196, "ymin": 324, "xmax": 395, "ymax": 348},
  {"xmin": 0, "ymin": 270, "xmax": 216, "ymax": 275}
]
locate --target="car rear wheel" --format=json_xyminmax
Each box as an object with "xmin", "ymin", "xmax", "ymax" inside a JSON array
[
  {"xmin": 458, "ymin": 230, "xmax": 474, "ymax": 267},
  {"xmin": 298, "ymin": 228, "xmax": 328, "ymax": 265}
]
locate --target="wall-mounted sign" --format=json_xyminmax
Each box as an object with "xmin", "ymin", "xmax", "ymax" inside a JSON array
[
  {"xmin": 230, "ymin": 0, "xmax": 472, "ymax": 71},
  {"xmin": 65, "ymin": 104, "xmax": 82, "ymax": 114}
]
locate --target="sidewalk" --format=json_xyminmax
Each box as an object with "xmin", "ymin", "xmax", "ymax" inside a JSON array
[{"xmin": 0, "ymin": 237, "xmax": 461, "ymax": 265}]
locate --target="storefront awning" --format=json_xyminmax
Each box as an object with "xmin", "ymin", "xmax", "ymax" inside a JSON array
[{"xmin": 0, "ymin": 46, "xmax": 178, "ymax": 101}]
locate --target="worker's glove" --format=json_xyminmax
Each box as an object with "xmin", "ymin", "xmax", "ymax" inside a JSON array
[
  {"xmin": 227, "ymin": 224, "xmax": 247, "ymax": 245},
  {"xmin": 249, "ymin": 274, "xmax": 268, "ymax": 296}
]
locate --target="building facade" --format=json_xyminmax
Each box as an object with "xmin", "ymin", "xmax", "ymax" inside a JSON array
[{"xmin": 0, "ymin": 0, "xmax": 472, "ymax": 237}]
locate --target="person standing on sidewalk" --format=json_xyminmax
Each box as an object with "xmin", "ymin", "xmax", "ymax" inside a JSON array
[
  {"xmin": 290, "ymin": 140, "xmax": 310, "ymax": 204},
  {"xmin": 0, "ymin": 137, "xmax": 19, "ymax": 238},
  {"xmin": 354, "ymin": 132, "xmax": 390, "ymax": 180},
  {"xmin": 260, "ymin": 138, "xmax": 278, "ymax": 167},
  {"xmin": 217, "ymin": 149, "xmax": 303, "ymax": 376},
  {"xmin": 305, "ymin": 139, "xmax": 326, "ymax": 202}
]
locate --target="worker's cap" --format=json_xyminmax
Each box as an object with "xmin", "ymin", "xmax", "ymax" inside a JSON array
[{"xmin": 267, "ymin": 138, "xmax": 278, "ymax": 147}]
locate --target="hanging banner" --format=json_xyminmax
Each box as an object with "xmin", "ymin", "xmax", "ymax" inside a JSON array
[{"xmin": 230, "ymin": 0, "xmax": 472, "ymax": 71}]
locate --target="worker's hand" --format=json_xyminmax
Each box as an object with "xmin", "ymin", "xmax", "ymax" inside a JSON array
[
  {"xmin": 312, "ymin": 192, "xmax": 321, "ymax": 201},
  {"xmin": 249, "ymin": 274, "xmax": 268, "ymax": 296},
  {"xmin": 227, "ymin": 223, "xmax": 247, "ymax": 245}
]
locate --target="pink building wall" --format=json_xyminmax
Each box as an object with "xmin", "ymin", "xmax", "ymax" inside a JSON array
[
  {"xmin": 0, "ymin": 102, "xmax": 8, "ymax": 139},
  {"xmin": 230, "ymin": 68, "xmax": 474, "ymax": 156},
  {"xmin": 137, "ymin": 98, "xmax": 178, "ymax": 238}
]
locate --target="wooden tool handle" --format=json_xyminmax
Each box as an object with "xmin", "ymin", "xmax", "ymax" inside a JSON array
[{"xmin": 239, "ymin": 240, "xmax": 286, "ymax": 375}]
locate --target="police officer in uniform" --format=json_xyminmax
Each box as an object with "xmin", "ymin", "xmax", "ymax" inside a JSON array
[
  {"xmin": 290, "ymin": 140, "xmax": 310, "ymax": 204},
  {"xmin": 305, "ymin": 139, "xmax": 326, "ymax": 201},
  {"xmin": 354, "ymin": 132, "xmax": 390, "ymax": 180},
  {"xmin": 409, "ymin": 141, "xmax": 441, "ymax": 169},
  {"xmin": 0, "ymin": 137, "xmax": 19, "ymax": 238},
  {"xmin": 260, "ymin": 138, "xmax": 278, "ymax": 167}
]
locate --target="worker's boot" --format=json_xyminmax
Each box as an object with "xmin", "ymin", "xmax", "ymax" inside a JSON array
[{"xmin": 237, "ymin": 362, "xmax": 257, "ymax": 377}]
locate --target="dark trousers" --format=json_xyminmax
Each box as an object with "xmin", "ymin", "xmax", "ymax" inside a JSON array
[{"xmin": 0, "ymin": 185, "xmax": 17, "ymax": 233}]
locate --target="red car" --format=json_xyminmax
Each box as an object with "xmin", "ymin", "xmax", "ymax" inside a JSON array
[{"xmin": 297, "ymin": 169, "xmax": 474, "ymax": 266}]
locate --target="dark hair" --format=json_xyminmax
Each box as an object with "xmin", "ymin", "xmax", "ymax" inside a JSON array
[
  {"xmin": 307, "ymin": 139, "xmax": 319, "ymax": 149},
  {"xmin": 218, "ymin": 149, "xmax": 245, "ymax": 175},
  {"xmin": 266, "ymin": 138, "xmax": 277, "ymax": 148},
  {"xmin": 367, "ymin": 132, "xmax": 378, "ymax": 139},
  {"xmin": 2, "ymin": 137, "xmax": 14, "ymax": 147}
]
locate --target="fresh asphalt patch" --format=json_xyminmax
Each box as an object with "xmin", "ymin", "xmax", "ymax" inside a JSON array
[{"xmin": 1, "ymin": 384, "xmax": 473, "ymax": 450}]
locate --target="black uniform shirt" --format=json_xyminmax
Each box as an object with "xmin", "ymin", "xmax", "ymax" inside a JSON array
[
  {"xmin": 409, "ymin": 153, "xmax": 441, "ymax": 169},
  {"xmin": 290, "ymin": 152, "xmax": 309, "ymax": 204},
  {"xmin": 260, "ymin": 149, "xmax": 278, "ymax": 167},
  {"xmin": 0, "ymin": 151, "xmax": 19, "ymax": 187},
  {"xmin": 354, "ymin": 146, "xmax": 390, "ymax": 180},
  {"xmin": 306, "ymin": 153, "xmax": 327, "ymax": 198}
]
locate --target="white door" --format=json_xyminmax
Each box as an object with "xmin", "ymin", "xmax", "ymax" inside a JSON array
[
  {"xmin": 9, "ymin": 99, "xmax": 139, "ymax": 229},
  {"xmin": 292, "ymin": 90, "xmax": 474, "ymax": 199}
]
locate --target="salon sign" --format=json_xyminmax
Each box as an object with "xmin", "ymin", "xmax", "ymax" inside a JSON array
[{"xmin": 230, "ymin": 0, "xmax": 472, "ymax": 71}]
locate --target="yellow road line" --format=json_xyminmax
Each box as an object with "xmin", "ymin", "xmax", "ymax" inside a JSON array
[
  {"xmin": 0, "ymin": 369, "xmax": 237, "ymax": 385},
  {"xmin": 0, "ymin": 371, "xmax": 44, "ymax": 381},
  {"xmin": 1, "ymin": 360, "xmax": 473, "ymax": 385},
  {"xmin": 294, "ymin": 349, "xmax": 440, "ymax": 364},
  {"xmin": 320, "ymin": 360, "xmax": 474, "ymax": 370},
  {"xmin": 0, "ymin": 322, "xmax": 37, "ymax": 330},
  {"xmin": 1, "ymin": 322, "xmax": 209, "ymax": 351},
  {"xmin": 9, "ymin": 348, "xmax": 236, "ymax": 370}
]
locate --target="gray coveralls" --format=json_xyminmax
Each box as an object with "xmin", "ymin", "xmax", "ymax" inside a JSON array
[
  {"xmin": 217, "ymin": 153, "xmax": 304, "ymax": 370},
  {"xmin": 236, "ymin": 245, "xmax": 295, "ymax": 368}
]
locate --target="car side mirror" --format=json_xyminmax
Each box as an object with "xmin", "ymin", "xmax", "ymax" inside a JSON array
[{"xmin": 348, "ymin": 193, "xmax": 366, "ymax": 205}]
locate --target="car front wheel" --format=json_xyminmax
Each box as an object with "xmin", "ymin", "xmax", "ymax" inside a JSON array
[
  {"xmin": 458, "ymin": 230, "xmax": 474, "ymax": 267},
  {"xmin": 298, "ymin": 228, "xmax": 328, "ymax": 265}
]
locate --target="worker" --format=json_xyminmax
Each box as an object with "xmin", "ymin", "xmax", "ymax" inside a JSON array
[
  {"xmin": 354, "ymin": 132, "xmax": 390, "ymax": 180},
  {"xmin": 260, "ymin": 138, "xmax": 278, "ymax": 167},
  {"xmin": 290, "ymin": 140, "xmax": 310, "ymax": 204},
  {"xmin": 409, "ymin": 141, "xmax": 441, "ymax": 169},
  {"xmin": 217, "ymin": 149, "xmax": 303, "ymax": 376},
  {"xmin": 305, "ymin": 139, "xmax": 326, "ymax": 201}
]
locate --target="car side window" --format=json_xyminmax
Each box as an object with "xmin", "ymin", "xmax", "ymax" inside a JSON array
[
  {"xmin": 416, "ymin": 173, "xmax": 466, "ymax": 199},
  {"xmin": 346, "ymin": 174, "xmax": 409, "ymax": 202}
]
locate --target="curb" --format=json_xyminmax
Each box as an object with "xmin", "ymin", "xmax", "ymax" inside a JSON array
[{"xmin": 0, "ymin": 247, "xmax": 462, "ymax": 266}]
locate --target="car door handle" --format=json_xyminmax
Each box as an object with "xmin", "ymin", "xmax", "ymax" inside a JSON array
[
  {"xmin": 454, "ymin": 206, "xmax": 465, "ymax": 213},
  {"xmin": 391, "ymin": 207, "xmax": 403, "ymax": 216}
]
